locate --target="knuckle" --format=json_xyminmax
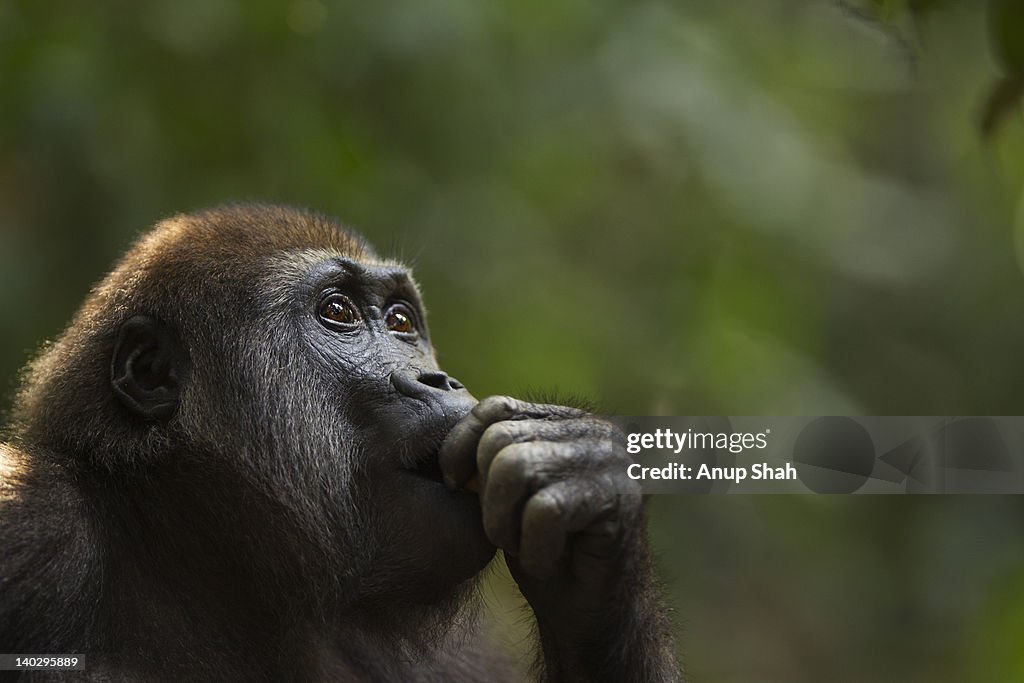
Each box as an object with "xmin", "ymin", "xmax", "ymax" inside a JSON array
[
  {"xmin": 608, "ymin": 444, "xmax": 635, "ymax": 468},
  {"xmin": 603, "ymin": 467, "xmax": 640, "ymax": 495},
  {"xmin": 599, "ymin": 436, "xmax": 634, "ymax": 467},
  {"xmin": 487, "ymin": 445, "xmax": 531, "ymax": 483},
  {"xmin": 587, "ymin": 417, "xmax": 623, "ymax": 442},
  {"xmin": 473, "ymin": 395, "xmax": 531, "ymax": 424},
  {"xmin": 529, "ymin": 486, "xmax": 566, "ymax": 521},
  {"xmin": 604, "ymin": 421, "xmax": 628, "ymax": 446},
  {"xmin": 558, "ymin": 438, "xmax": 619, "ymax": 470},
  {"xmin": 478, "ymin": 422, "xmax": 517, "ymax": 457}
]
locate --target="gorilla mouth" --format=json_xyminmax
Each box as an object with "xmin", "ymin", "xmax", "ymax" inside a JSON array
[
  {"xmin": 401, "ymin": 434, "xmax": 448, "ymax": 484},
  {"xmin": 399, "ymin": 420, "xmax": 462, "ymax": 487}
]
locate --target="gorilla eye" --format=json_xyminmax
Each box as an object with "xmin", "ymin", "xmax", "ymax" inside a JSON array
[
  {"xmin": 319, "ymin": 294, "xmax": 361, "ymax": 328},
  {"xmin": 385, "ymin": 304, "xmax": 417, "ymax": 335}
]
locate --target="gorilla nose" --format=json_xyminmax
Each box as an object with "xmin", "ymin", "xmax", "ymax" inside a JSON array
[
  {"xmin": 391, "ymin": 369, "xmax": 467, "ymax": 398},
  {"xmin": 417, "ymin": 371, "xmax": 464, "ymax": 391}
]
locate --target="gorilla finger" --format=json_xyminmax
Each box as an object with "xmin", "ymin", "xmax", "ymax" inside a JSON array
[
  {"xmin": 476, "ymin": 420, "xmax": 614, "ymax": 484},
  {"xmin": 439, "ymin": 396, "xmax": 584, "ymax": 490},
  {"xmin": 572, "ymin": 471, "xmax": 642, "ymax": 562},
  {"xmin": 439, "ymin": 411, "xmax": 489, "ymax": 489},
  {"xmin": 516, "ymin": 484, "xmax": 571, "ymax": 579},
  {"xmin": 471, "ymin": 395, "xmax": 585, "ymax": 424},
  {"xmin": 518, "ymin": 477, "xmax": 615, "ymax": 580},
  {"xmin": 480, "ymin": 441, "xmax": 596, "ymax": 551},
  {"xmin": 481, "ymin": 444, "xmax": 532, "ymax": 552}
]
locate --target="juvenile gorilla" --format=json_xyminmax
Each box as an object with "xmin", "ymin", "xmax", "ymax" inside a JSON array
[{"xmin": 0, "ymin": 205, "xmax": 679, "ymax": 681}]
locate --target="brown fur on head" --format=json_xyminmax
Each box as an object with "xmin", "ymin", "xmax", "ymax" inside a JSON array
[{"xmin": 10, "ymin": 203, "xmax": 376, "ymax": 468}]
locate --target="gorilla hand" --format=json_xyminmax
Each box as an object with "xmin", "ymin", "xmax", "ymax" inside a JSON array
[{"xmin": 440, "ymin": 397, "xmax": 677, "ymax": 682}]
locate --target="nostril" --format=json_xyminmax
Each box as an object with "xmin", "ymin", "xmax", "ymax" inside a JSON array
[
  {"xmin": 392, "ymin": 369, "xmax": 469, "ymax": 398},
  {"xmin": 418, "ymin": 371, "xmax": 455, "ymax": 391}
]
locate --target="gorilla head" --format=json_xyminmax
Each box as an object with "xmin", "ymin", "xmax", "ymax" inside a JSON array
[{"xmin": 10, "ymin": 205, "xmax": 492, "ymax": 634}]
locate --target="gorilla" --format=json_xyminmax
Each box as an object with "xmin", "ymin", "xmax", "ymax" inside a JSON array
[{"xmin": 0, "ymin": 205, "xmax": 679, "ymax": 681}]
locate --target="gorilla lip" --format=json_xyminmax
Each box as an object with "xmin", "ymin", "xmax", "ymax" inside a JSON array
[
  {"xmin": 399, "ymin": 429, "xmax": 450, "ymax": 486},
  {"xmin": 399, "ymin": 416, "xmax": 472, "ymax": 489}
]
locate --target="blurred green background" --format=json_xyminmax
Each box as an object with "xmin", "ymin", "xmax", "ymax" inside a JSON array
[{"xmin": 3, "ymin": 0, "xmax": 1024, "ymax": 680}]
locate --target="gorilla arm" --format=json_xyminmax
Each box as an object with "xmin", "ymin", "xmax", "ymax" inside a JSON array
[{"xmin": 440, "ymin": 397, "xmax": 681, "ymax": 683}]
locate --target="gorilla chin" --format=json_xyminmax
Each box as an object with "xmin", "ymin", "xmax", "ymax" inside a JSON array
[
  {"xmin": 377, "ymin": 482, "xmax": 495, "ymax": 603},
  {"xmin": 369, "ymin": 441, "xmax": 496, "ymax": 599}
]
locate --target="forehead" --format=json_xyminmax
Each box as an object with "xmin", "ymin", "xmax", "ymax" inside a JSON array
[
  {"xmin": 258, "ymin": 248, "xmax": 421, "ymax": 320},
  {"xmin": 265, "ymin": 247, "xmax": 414, "ymax": 288}
]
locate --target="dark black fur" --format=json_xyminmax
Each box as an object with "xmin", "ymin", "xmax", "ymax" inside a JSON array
[{"xmin": 0, "ymin": 204, "xmax": 679, "ymax": 681}]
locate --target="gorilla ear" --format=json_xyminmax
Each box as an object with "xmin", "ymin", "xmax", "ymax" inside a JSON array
[{"xmin": 111, "ymin": 315, "xmax": 185, "ymax": 422}]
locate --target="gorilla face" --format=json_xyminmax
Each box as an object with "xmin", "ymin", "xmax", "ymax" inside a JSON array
[
  {"xmin": 268, "ymin": 251, "xmax": 495, "ymax": 600},
  {"xmin": 98, "ymin": 227, "xmax": 495, "ymax": 608}
]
